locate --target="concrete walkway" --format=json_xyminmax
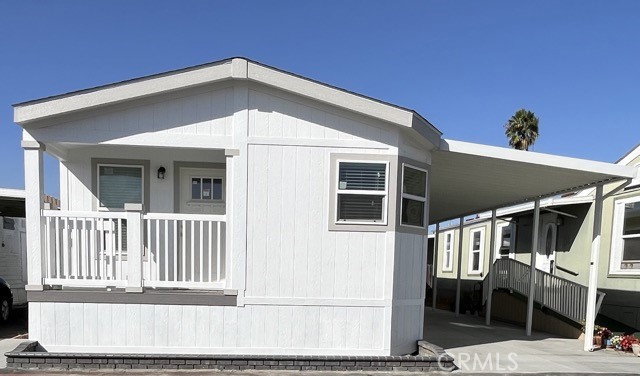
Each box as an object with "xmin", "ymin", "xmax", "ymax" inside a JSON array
[
  {"xmin": 423, "ymin": 308, "xmax": 639, "ymax": 374},
  {"xmin": 0, "ymin": 339, "xmax": 24, "ymax": 369}
]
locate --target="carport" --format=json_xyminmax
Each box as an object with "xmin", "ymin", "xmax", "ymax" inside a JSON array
[{"xmin": 428, "ymin": 139, "xmax": 637, "ymax": 351}]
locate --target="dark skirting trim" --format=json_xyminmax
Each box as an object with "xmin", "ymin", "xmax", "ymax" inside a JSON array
[
  {"xmin": 5, "ymin": 341, "xmax": 456, "ymax": 372},
  {"xmin": 27, "ymin": 289, "xmax": 237, "ymax": 306}
]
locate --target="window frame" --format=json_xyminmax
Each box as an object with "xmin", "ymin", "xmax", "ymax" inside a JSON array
[
  {"xmin": 96, "ymin": 163, "xmax": 145, "ymax": 211},
  {"xmin": 610, "ymin": 196, "xmax": 640, "ymax": 275},
  {"xmin": 334, "ymin": 159, "xmax": 390, "ymax": 226},
  {"xmin": 495, "ymin": 221, "xmax": 516, "ymax": 260},
  {"xmin": 442, "ymin": 230, "xmax": 454, "ymax": 272},
  {"xmin": 468, "ymin": 227, "xmax": 485, "ymax": 275},
  {"xmin": 400, "ymin": 163, "xmax": 428, "ymax": 229},
  {"xmin": 188, "ymin": 175, "xmax": 225, "ymax": 203}
]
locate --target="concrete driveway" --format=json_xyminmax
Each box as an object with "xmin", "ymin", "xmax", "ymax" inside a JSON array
[
  {"xmin": 0, "ymin": 307, "xmax": 28, "ymax": 369},
  {"xmin": 423, "ymin": 308, "xmax": 639, "ymax": 374}
]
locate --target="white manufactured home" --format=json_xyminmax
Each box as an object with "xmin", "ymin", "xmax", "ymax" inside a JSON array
[
  {"xmin": 0, "ymin": 188, "xmax": 28, "ymax": 307},
  {"xmin": 13, "ymin": 58, "xmax": 637, "ymax": 356}
]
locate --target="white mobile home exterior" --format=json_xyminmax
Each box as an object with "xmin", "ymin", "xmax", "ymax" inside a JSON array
[
  {"xmin": 15, "ymin": 59, "xmax": 436, "ymax": 355},
  {"xmin": 13, "ymin": 58, "xmax": 636, "ymax": 356}
]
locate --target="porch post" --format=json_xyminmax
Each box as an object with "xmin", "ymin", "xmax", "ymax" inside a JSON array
[
  {"xmin": 125, "ymin": 203, "xmax": 144, "ymax": 293},
  {"xmin": 526, "ymin": 198, "xmax": 541, "ymax": 336},
  {"xmin": 485, "ymin": 209, "xmax": 497, "ymax": 326},
  {"xmin": 455, "ymin": 217, "xmax": 464, "ymax": 317},
  {"xmin": 584, "ymin": 184, "xmax": 604, "ymax": 351},
  {"xmin": 432, "ymin": 223, "xmax": 440, "ymax": 310},
  {"xmin": 22, "ymin": 139, "xmax": 45, "ymax": 290}
]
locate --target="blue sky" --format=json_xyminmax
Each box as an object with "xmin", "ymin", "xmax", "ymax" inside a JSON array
[{"xmin": 1, "ymin": 1, "xmax": 639, "ymax": 197}]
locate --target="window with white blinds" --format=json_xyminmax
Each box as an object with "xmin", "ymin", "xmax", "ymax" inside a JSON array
[
  {"xmin": 98, "ymin": 164, "xmax": 144, "ymax": 209},
  {"xmin": 336, "ymin": 161, "xmax": 388, "ymax": 223},
  {"xmin": 401, "ymin": 164, "xmax": 427, "ymax": 228}
]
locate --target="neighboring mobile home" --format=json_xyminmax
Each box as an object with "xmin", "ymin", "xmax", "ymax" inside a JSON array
[
  {"xmin": 431, "ymin": 143, "xmax": 640, "ymax": 331},
  {"xmin": 0, "ymin": 188, "xmax": 27, "ymax": 307},
  {"xmin": 0, "ymin": 188, "xmax": 58, "ymax": 308},
  {"xmin": 13, "ymin": 58, "xmax": 636, "ymax": 355}
]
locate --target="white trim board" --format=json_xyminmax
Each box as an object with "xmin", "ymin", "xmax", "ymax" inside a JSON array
[
  {"xmin": 440, "ymin": 139, "xmax": 636, "ymax": 179},
  {"xmin": 14, "ymin": 58, "xmax": 442, "ymax": 148},
  {"xmin": 0, "ymin": 188, "xmax": 26, "ymax": 200}
]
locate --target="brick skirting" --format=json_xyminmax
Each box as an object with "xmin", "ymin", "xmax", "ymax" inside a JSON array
[{"xmin": 5, "ymin": 341, "xmax": 456, "ymax": 372}]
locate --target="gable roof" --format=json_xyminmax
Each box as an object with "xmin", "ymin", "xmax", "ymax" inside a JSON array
[
  {"xmin": 616, "ymin": 142, "xmax": 640, "ymax": 166},
  {"xmin": 13, "ymin": 57, "xmax": 442, "ymax": 147}
]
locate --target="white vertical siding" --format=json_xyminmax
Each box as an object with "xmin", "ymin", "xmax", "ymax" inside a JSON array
[
  {"xmin": 248, "ymin": 89, "xmax": 396, "ymax": 145},
  {"xmin": 32, "ymin": 302, "xmax": 386, "ymax": 355},
  {"xmin": 30, "ymin": 87, "xmax": 234, "ymax": 144},
  {"xmin": 245, "ymin": 144, "xmax": 389, "ymax": 300},
  {"xmin": 390, "ymin": 232, "xmax": 428, "ymax": 354},
  {"xmin": 0, "ymin": 217, "xmax": 27, "ymax": 305}
]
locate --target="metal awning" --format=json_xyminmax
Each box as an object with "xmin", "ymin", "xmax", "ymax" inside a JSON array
[
  {"xmin": 430, "ymin": 139, "xmax": 637, "ymax": 223},
  {"xmin": 0, "ymin": 188, "xmax": 26, "ymax": 218}
]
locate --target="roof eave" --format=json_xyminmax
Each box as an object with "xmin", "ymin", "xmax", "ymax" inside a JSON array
[{"xmin": 13, "ymin": 58, "xmax": 443, "ymax": 149}]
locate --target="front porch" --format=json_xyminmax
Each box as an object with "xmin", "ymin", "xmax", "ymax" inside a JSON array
[{"xmin": 23, "ymin": 141, "xmax": 237, "ymax": 294}]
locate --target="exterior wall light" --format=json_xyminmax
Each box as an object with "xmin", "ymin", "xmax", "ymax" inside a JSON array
[{"xmin": 157, "ymin": 166, "xmax": 166, "ymax": 180}]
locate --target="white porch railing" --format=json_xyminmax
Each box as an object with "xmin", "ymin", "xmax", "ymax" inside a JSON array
[
  {"xmin": 42, "ymin": 210, "xmax": 128, "ymax": 287},
  {"xmin": 41, "ymin": 210, "xmax": 226, "ymax": 290},
  {"xmin": 143, "ymin": 213, "xmax": 226, "ymax": 289},
  {"xmin": 485, "ymin": 258, "xmax": 606, "ymax": 324}
]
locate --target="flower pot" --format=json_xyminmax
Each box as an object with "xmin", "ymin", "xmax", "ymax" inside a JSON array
[
  {"xmin": 606, "ymin": 339, "xmax": 614, "ymax": 348},
  {"xmin": 593, "ymin": 335, "xmax": 603, "ymax": 349},
  {"xmin": 632, "ymin": 344, "xmax": 640, "ymax": 357}
]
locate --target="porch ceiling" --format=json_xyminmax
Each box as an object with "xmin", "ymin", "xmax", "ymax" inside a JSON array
[{"xmin": 429, "ymin": 139, "xmax": 638, "ymax": 223}]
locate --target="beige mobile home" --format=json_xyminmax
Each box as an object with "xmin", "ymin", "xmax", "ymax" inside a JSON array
[{"xmin": 431, "ymin": 143, "xmax": 640, "ymax": 331}]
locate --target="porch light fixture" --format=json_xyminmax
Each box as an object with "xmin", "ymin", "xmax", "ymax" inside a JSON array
[{"xmin": 157, "ymin": 166, "xmax": 166, "ymax": 180}]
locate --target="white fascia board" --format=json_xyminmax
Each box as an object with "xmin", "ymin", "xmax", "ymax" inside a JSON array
[
  {"xmin": 248, "ymin": 62, "xmax": 433, "ymax": 133},
  {"xmin": 0, "ymin": 188, "xmax": 26, "ymax": 200},
  {"xmin": 476, "ymin": 195, "xmax": 595, "ymax": 219},
  {"xmin": 441, "ymin": 139, "xmax": 637, "ymax": 179},
  {"xmin": 14, "ymin": 60, "xmax": 238, "ymax": 125},
  {"xmin": 616, "ymin": 143, "xmax": 640, "ymax": 166}
]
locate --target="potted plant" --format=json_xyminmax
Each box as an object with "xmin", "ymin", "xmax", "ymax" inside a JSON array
[
  {"xmin": 597, "ymin": 327, "xmax": 612, "ymax": 349},
  {"xmin": 611, "ymin": 335, "xmax": 622, "ymax": 350},
  {"xmin": 620, "ymin": 334, "xmax": 639, "ymax": 353}
]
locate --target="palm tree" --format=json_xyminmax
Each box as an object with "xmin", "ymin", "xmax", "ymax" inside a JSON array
[{"xmin": 504, "ymin": 109, "xmax": 539, "ymax": 151}]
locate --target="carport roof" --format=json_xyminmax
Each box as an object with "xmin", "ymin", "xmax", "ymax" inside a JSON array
[
  {"xmin": 0, "ymin": 188, "xmax": 26, "ymax": 218},
  {"xmin": 429, "ymin": 139, "xmax": 638, "ymax": 223}
]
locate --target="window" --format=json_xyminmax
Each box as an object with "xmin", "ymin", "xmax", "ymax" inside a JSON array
[
  {"xmin": 191, "ymin": 177, "xmax": 223, "ymax": 201},
  {"xmin": 401, "ymin": 164, "xmax": 428, "ymax": 228},
  {"xmin": 468, "ymin": 228, "xmax": 485, "ymax": 274},
  {"xmin": 336, "ymin": 161, "xmax": 388, "ymax": 224},
  {"xmin": 611, "ymin": 197, "xmax": 640, "ymax": 274},
  {"xmin": 442, "ymin": 231, "xmax": 454, "ymax": 271},
  {"xmin": 98, "ymin": 164, "xmax": 144, "ymax": 209},
  {"xmin": 496, "ymin": 222, "xmax": 516, "ymax": 259}
]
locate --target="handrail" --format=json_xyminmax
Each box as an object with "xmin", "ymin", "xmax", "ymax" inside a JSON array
[
  {"xmin": 555, "ymin": 264, "xmax": 579, "ymax": 276},
  {"xmin": 486, "ymin": 258, "xmax": 604, "ymax": 324},
  {"xmin": 42, "ymin": 209, "xmax": 127, "ymax": 219},
  {"xmin": 497, "ymin": 258, "xmax": 587, "ymax": 287},
  {"xmin": 143, "ymin": 212, "xmax": 226, "ymax": 221}
]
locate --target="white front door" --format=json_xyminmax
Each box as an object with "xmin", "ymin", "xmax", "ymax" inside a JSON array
[
  {"xmin": 179, "ymin": 167, "xmax": 225, "ymax": 215},
  {"xmin": 536, "ymin": 221, "xmax": 557, "ymax": 273}
]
